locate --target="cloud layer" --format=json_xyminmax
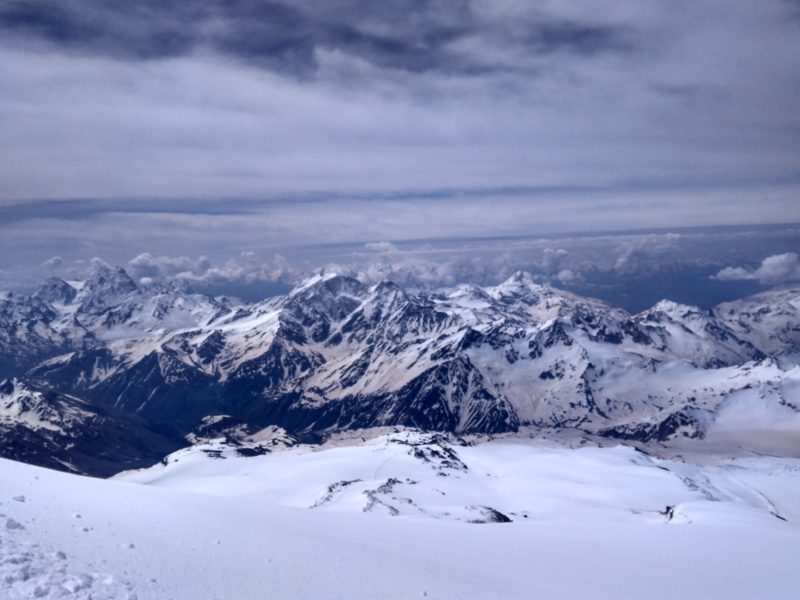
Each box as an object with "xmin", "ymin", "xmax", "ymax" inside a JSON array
[
  {"xmin": 0, "ymin": 0, "xmax": 798, "ymax": 208},
  {"xmin": 0, "ymin": 1, "xmax": 642, "ymax": 75},
  {"xmin": 19, "ymin": 225, "xmax": 793, "ymax": 312}
]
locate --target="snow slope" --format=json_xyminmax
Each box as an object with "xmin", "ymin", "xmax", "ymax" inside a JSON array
[
  {"xmin": 117, "ymin": 430, "xmax": 800, "ymax": 523},
  {"xmin": 5, "ymin": 432, "xmax": 798, "ymax": 599}
]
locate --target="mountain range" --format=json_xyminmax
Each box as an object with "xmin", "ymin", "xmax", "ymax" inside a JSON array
[{"xmin": 1, "ymin": 262, "xmax": 798, "ymax": 475}]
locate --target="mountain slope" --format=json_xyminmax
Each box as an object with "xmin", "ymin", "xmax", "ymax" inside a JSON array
[{"xmin": 0, "ymin": 378, "xmax": 183, "ymax": 476}]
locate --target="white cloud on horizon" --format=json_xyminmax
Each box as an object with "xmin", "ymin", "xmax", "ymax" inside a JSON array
[
  {"xmin": 122, "ymin": 253, "xmax": 298, "ymax": 292},
  {"xmin": 364, "ymin": 241, "xmax": 398, "ymax": 253},
  {"xmin": 714, "ymin": 253, "xmax": 800, "ymax": 284},
  {"xmin": 41, "ymin": 256, "xmax": 64, "ymax": 271}
]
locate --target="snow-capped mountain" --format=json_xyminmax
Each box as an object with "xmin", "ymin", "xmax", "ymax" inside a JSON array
[
  {"xmin": 715, "ymin": 288, "xmax": 800, "ymax": 357},
  {"xmin": 1, "ymin": 264, "xmax": 799, "ymax": 474},
  {"xmin": 0, "ymin": 289, "xmax": 84, "ymax": 380},
  {"xmin": 0, "ymin": 263, "xmax": 229, "ymax": 378}
]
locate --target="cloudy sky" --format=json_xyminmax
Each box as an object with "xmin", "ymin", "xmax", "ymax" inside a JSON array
[{"xmin": 1, "ymin": 1, "xmax": 798, "ymax": 305}]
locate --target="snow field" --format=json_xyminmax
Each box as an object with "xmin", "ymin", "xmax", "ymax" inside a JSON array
[{"xmin": 3, "ymin": 432, "xmax": 800, "ymax": 599}]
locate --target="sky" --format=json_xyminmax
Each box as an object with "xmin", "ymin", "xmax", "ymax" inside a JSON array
[{"xmin": 0, "ymin": 1, "xmax": 799, "ymax": 307}]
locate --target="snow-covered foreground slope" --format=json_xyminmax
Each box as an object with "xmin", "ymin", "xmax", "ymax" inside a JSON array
[
  {"xmin": 4, "ymin": 434, "xmax": 799, "ymax": 600},
  {"xmin": 118, "ymin": 431, "xmax": 800, "ymax": 524}
]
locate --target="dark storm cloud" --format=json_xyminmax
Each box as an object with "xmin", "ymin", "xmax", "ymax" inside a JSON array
[
  {"xmin": 0, "ymin": 0, "xmax": 636, "ymax": 76},
  {"xmin": 0, "ymin": 1, "xmax": 199, "ymax": 60}
]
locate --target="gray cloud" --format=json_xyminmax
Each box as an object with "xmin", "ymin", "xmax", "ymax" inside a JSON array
[
  {"xmin": 541, "ymin": 248, "xmax": 569, "ymax": 276},
  {"xmin": 128, "ymin": 253, "xmax": 211, "ymax": 281},
  {"xmin": 89, "ymin": 256, "xmax": 111, "ymax": 270},
  {"xmin": 613, "ymin": 233, "xmax": 683, "ymax": 274},
  {"xmin": 556, "ymin": 269, "xmax": 577, "ymax": 285},
  {"xmin": 40, "ymin": 256, "xmax": 63, "ymax": 271},
  {"xmin": 364, "ymin": 241, "xmax": 398, "ymax": 253},
  {"xmin": 714, "ymin": 253, "xmax": 800, "ymax": 284},
  {"xmin": 123, "ymin": 252, "xmax": 298, "ymax": 300},
  {"xmin": 0, "ymin": 1, "xmax": 798, "ymax": 206},
  {"xmin": 0, "ymin": 1, "xmax": 636, "ymax": 77}
]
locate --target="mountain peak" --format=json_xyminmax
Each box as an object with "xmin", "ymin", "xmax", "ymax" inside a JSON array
[
  {"xmin": 644, "ymin": 299, "xmax": 703, "ymax": 319},
  {"xmin": 289, "ymin": 273, "xmax": 366, "ymax": 300},
  {"xmin": 489, "ymin": 272, "xmax": 564, "ymax": 306},
  {"xmin": 80, "ymin": 263, "xmax": 138, "ymax": 298},
  {"xmin": 34, "ymin": 277, "xmax": 78, "ymax": 305},
  {"xmin": 0, "ymin": 378, "xmax": 15, "ymax": 395},
  {"xmin": 370, "ymin": 279, "xmax": 406, "ymax": 300},
  {"xmin": 491, "ymin": 271, "xmax": 542, "ymax": 295}
]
